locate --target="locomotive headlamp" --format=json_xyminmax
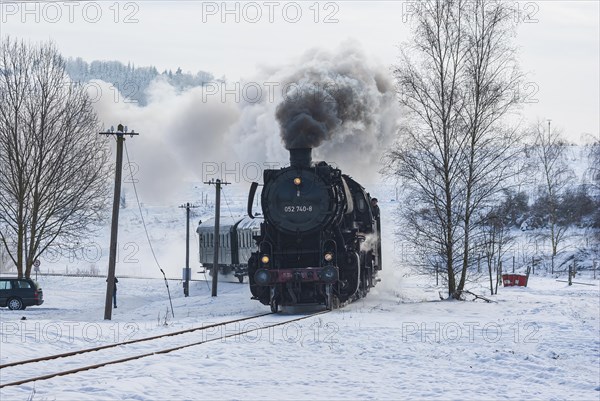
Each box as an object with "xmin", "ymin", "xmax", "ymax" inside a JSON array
[
  {"xmin": 324, "ymin": 252, "xmax": 334, "ymax": 262},
  {"xmin": 293, "ymin": 177, "xmax": 302, "ymax": 186},
  {"xmin": 261, "ymin": 255, "xmax": 270, "ymax": 264}
]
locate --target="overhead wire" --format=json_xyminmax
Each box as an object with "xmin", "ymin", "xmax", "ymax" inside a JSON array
[
  {"xmin": 124, "ymin": 141, "xmax": 175, "ymax": 318},
  {"xmin": 221, "ymin": 185, "xmax": 236, "ymax": 220}
]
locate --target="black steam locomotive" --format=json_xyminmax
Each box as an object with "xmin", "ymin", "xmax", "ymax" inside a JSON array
[{"xmin": 247, "ymin": 148, "xmax": 382, "ymax": 312}]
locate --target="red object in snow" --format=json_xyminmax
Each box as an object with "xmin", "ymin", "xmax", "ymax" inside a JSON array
[{"xmin": 502, "ymin": 274, "xmax": 528, "ymax": 287}]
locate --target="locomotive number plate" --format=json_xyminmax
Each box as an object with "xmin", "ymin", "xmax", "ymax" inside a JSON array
[{"xmin": 284, "ymin": 205, "xmax": 313, "ymax": 213}]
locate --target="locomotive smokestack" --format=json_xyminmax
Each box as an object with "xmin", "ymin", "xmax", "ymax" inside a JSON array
[{"xmin": 289, "ymin": 148, "xmax": 312, "ymax": 168}]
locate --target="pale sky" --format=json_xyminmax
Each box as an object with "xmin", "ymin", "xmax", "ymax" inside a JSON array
[{"xmin": 1, "ymin": 0, "xmax": 598, "ymax": 143}]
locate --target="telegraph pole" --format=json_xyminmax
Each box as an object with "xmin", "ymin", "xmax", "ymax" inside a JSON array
[
  {"xmin": 179, "ymin": 202, "xmax": 199, "ymax": 297},
  {"xmin": 100, "ymin": 124, "xmax": 138, "ymax": 320},
  {"xmin": 204, "ymin": 179, "xmax": 230, "ymax": 296}
]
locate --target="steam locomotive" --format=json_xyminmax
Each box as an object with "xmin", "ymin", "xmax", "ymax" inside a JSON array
[{"xmin": 247, "ymin": 148, "xmax": 382, "ymax": 312}]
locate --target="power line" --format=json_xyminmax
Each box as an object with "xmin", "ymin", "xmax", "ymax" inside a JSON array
[
  {"xmin": 221, "ymin": 186, "xmax": 236, "ymax": 220},
  {"xmin": 124, "ymin": 141, "xmax": 175, "ymax": 318}
]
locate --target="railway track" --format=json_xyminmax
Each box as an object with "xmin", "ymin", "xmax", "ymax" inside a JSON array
[{"xmin": 0, "ymin": 310, "xmax": 329, "ymax": 388}]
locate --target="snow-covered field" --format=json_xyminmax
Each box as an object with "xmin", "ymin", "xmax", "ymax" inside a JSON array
[
  {"xmin": 1, "ymin": 270, "xmax": 598, "ymax": 400},
  {"xmin": 1, "ymin": 176, "xmax": 599, "ymax": 400}
]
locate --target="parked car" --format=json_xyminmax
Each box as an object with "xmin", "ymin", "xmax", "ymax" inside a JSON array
[{"xmin": 0, "ymin": 277, "xmax": 44, "ymax": 310}]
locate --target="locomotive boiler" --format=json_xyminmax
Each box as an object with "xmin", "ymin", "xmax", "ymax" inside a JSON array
[{"xmin": 247, "ymin": 148, "xmax": 382, "ymax": 312}]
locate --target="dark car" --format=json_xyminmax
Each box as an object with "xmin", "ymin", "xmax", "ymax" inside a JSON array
[{"xmin": 0, "ymin": 277, "xmax": 44, "ymax": 310}]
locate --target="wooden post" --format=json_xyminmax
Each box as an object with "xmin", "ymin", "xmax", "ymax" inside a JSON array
[
  {"xmin": 179, "ymin": 202, "xmax": 199, "ymax": 297},
  {"xmin": 212, "ymin": 180, "xmax": 221, "ymax": 297},
  {"xmin": 205, "ymin": 179, "xmax": 230, "ymax": 297},
  {"xmin": 568, "ymin": 264, "xmax": 572, "ymax": 286},
  {"xmin": 99, "ymin": 124, "xmax": 138, "ymax": 320}
]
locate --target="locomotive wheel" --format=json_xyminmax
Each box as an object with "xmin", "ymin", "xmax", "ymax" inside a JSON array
[
  {"xmin": 325, "ymin": 284, "xmax": 333, "ymax": 310},
  {"xmin": 270, "ymin": 299, "xmax": 279, "ymax": 313}
]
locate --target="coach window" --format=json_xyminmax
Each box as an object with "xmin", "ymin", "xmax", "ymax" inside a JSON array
[{"xmin": 0, "ymin": 281, "xmax": 9, "ymax": 290}]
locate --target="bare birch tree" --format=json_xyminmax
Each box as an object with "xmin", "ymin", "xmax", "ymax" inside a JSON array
[
  {"xmin": 0, "ymin": 38, "xmax": 111, "ymax": 278},
  {"xmin": 386, "ymin": 0, "xmax": 524, "ymax": 299},
  {"xmin": 531, "ymin": 121, "xmax": 575, "ymax": 271},
  {"xmin": 388, "ymin": 0, "xmax": 467, "ymax": 298},
  {"xmin": 455, "ymin": 1, "xmax": 525, "ymax": 293}
]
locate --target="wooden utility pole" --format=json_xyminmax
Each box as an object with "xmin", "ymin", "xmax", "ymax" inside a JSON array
[
  {"xmin": 100, "ymin": 124, "xmax": 138, "ymax": 320},
  {"xmin": 204, "ymin": 179, "xmax": 230, "ymax": 297},
  {"xmin": 179, "ymin": 202, "xmax": 199, "ymax": 297}
]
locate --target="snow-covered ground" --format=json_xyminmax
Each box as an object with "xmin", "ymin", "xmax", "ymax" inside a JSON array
[
  {"xmin": 1, "ymin": 173, "xmax": 599, "ymax": 400},
  {"xmin": 1, "ymin": 271, "xmax": 598, "ymax": 400}
]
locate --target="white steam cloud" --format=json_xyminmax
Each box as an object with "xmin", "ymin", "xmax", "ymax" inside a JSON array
[{"xmin": 92, "ymin": 41, "xmax": 401, "ymax": 201}]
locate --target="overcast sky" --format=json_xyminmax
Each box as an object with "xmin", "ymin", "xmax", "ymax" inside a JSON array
[{"xmin": 1, "ymin": 0, "xmax": 598, "ymax": 143}]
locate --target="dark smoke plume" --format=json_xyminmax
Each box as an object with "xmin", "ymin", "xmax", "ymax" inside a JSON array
[
  {"xmin": 274, "ymin": 44, "xmax": 393, "ymax": 152},
  {"xmin": 276, "ymin": 85, "xmax": 339, "ymax": 149}
]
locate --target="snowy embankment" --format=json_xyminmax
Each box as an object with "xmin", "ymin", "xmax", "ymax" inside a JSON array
[{"xmin": 0, "ymin": 273, "xmax": 598, "ymax": 400}]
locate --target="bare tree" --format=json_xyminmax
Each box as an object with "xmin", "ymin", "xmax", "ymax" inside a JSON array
[
  {"xmin": 531, "ymin": 121, "xmax": 574, "ymax": 271},
  {"xmin": 480, "ymin": 209, "xmax": 514, "ymax": 295},
  {"xmin": 0, "ymin": 38, "xmax": 111, "ymax": 278},
  {"xmin": 387, "ymin": 0, "xmax": 524, "ymax": 299},
  {"xmin": 588, "ymin": 141, "xmax": 600, "ymax": 193},
  {"xmin": 588, "ymin": 141, "xmax": 600, "ymax": 240},
  {"xmin": 455, "ymin": 0, "xmax": 525, "ymax": 294},
  {"xmin": 388, "ymin": 0, "xmax": 467, "ymax": 298}
]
